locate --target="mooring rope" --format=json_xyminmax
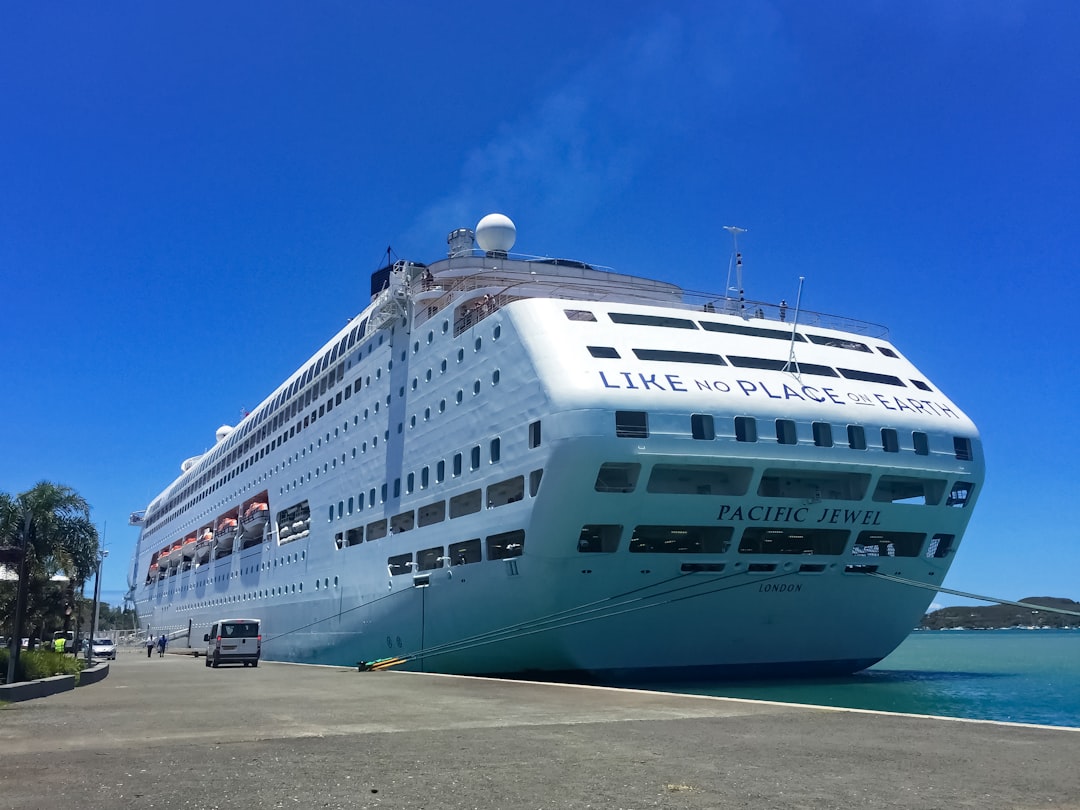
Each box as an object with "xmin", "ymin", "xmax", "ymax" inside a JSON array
[{"xmin": 864, "ymin": 571, "xmax": 1080, "ymax": 617}]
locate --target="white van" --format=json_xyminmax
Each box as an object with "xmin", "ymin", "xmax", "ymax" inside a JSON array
[{"xmin": 204, "ymin": 618, "xmax": 261, "ymax": 668}]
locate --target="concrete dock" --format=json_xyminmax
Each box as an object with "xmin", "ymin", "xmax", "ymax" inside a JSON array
[{"xmin": 1, "ymin": 647, "xmax": 1078, "ymax": 810}]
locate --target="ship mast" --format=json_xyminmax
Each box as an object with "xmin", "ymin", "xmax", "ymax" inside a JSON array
[{"xmin": 723, "ymin": 225, "xmax": 747, "ymax": 316}]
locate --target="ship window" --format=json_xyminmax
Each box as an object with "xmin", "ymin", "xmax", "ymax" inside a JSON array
[
  {"xmin": 470, "ymin": 446, "xmax": 480, "ymax": 470},
  {"xmin": 953, "ymin": 436, "xmax": 973, "ymax": 461},
  {"xmin": 417, "ymin": 546, "xmax": 443, "ymax": 571},
  {"xmin": 346, "ymin": 526, "xmax": 363, "ymax": 547},
  {"xmin": 877, "ymin": 347, "xmax": 898, "ymax": 358},
  {"xmin": 436, "ymin": 460, "xmax": 445, "ymax": 483},
  {"xmin": 804, "ymin": 334, "xmax": 872, "ymax": 352},
  {"xmin": 449, "ymin": 538, "xmax": 481, "ymax": 565},
  {"xmin": 487, "ymin": 529, "xmax": 525, "ymax": 559},
  {"xmin": 327, "ymin": 506, "xmax": 334, "ymax": 523},
  {"xmin": 615, "ymin": 411, "xmax": 648, "ymax": 438},
  {"xmin": 453, "ymin": 453, "xmax": 462, "ymax": 476},
  {"xmin": 734, "ymin": 416, "xmax": 757, "ymax": 443},
  {"xmin": 610, "ymin": 312, "xmax": 697, "ymax": 329},
  {"xmin": 812, "ymin": 422, "xmax": 834, "ymax": 447},
  {"xmin": 725, "ymin": 356, "xmax": 842, "ymax": 380},
  {"xmin": 449, "ymin": 489, "xmax": 482, "ymax": 518},
  {"xmin": 577, "ymin": 524, "xmax": 621, "ymax": 553},
  {"xmin": 529, "ymin": 469, "xmax": 543, "ymax": 497},
  {"xmin": 418, "ymin": 501, "xmax": 445, "ymax": 527},
  {"xmin": 699, "ymin": 320, "xmax": 807, "ymax": 342},
  {"xmin": 847, "ymin": 425, "xmax": 867, "ymax": 450},
  {"xmin": 366, "ymin": 519, "xmax": 387, "ymax": 541},
  {"xmin": 406, "ymin": 473, "xmax": 414, "ymax": 494},
  {"xmin": 380, "ymin": 483, "xmax": 387, "ymax": 503},
  {"xmin": 337, "ymin": 501, "xmax": 344, "ymax": 519},
  {"xmin": 421, "ymin": 466, "xmax": 429, "ymax": 488},
  {"xmin": 588, "ymin": 346, "xmax": 620, "ymax": 358},
  {"xmin": 633, "ymin": 348, "xmax": 726, "ymax": 365},
  {"xmin": 387, "ymin": 553, "xmax": 413, "ymax": 576},
  {"xmin": 911, "ymin": 379, "xmax": 932, "ymax": 391},
  {"xmin": 358, "ymin": 492, "xmax": 365, "ymax": 510},
  {"xmin": 390, "ymin": 511, "xmax": 414, "ymax": 534},
  {"xmin": 776, "ymin": 419, "xmax": 798, "ymax": 445},
  {"xmin": 913, "ymin": 431, "xmax": 930, "ymax": 456},
  {"xmin": 646, "ymin": 464, "xmax": 751, "ymax": 496},
  {"xmin": 946, "ymin": 481, "xmax": 975, "ymax": 507},
  {"xmin": 369, "ymin": 488, "xmax": 375, "ymax": 507},
  {"xmin": 872, "ymin": 476, "xmax": 945, "ymax": 505},
  {"xmin": 691, "ymin": 414, "xmax": 715, "ymax": 440},
  {"xmin": 881, "ymin": 428, "xmax": 899, "ymax": 453},
  {"xmin": 925, "ymin": 533, "xmax": 955, "ymax": 558},
  {"xmin": 490, "ymin": 438, "xmax": 501, "ymax": 463},
  {"xmin": 486, "ymin": 476, "xmax": 524, "ymax": 507},
  {"xmin": 838, "ymin": 368, "xmax": 906, "ymax": 387},
  {"xmin": 595, "ymin": 462, "xmax": 640, "ymax": 493},
  {"xmin": 529, "ymin": 420, "xmax": 541, "ymax": 448},
  {"xmin": 564, "ymin": 309, "xmax": 596, "ymax": 321},
  {"xmin": 629, "ymin": 525, "xmax": 733, "ymax": 554},
  {"xmin": 758, "ymin": 469, "xmax": 870, "ymax": 501},
  {"xmin": 851, "ymin": 530, "xmax": 925, "ymax": 558},
  {"xmin": 739, "ymin": 527, "xmax": 848, "ymax": 555}
]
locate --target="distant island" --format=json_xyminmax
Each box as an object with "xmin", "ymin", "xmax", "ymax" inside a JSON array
[{"xmin": 920, "ymin": 597, "xmax": 1080, "ymax": 630}]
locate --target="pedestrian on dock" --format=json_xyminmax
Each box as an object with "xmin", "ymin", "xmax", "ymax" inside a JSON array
[
  {"xmin": 157, "ymin": 634, "xmax": 167, "ymax": 658},
  {"xmin": 145, "ymin": 634, "xmax": 154, "ymax": 658}
]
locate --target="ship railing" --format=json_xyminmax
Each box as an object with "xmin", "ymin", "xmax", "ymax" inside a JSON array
[{"xmin": 412, "ymin": 264, "xmax": 888, "ymax": 339}]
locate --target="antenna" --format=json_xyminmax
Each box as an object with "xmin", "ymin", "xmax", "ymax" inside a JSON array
[
  {"xmin": 723, "ymin": 226, "xmax": 747, "ymax": 315},
  {"xmin": 782, "ymin": 276, "xmax": 807, "ymax": 377}
]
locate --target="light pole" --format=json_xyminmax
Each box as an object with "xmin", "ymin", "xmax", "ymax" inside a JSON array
[{"xmin": 87, "ymin": 548, "xmax": 108, "ymax": 661}]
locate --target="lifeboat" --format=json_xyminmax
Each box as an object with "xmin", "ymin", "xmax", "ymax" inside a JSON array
[
  {"xmin": 181, "ymin": 535, "xmax": 197, "ymax": 560},
  {"xmin": 147, "ymin": 562, "xmax": 158, "ymax": 583},
  {"xmin": 166, "ymin": 541, "xmax": 183, "ymax": 568},
  {"xmin": 194, "ymin": 529, "xmax": 212, "ymax": 563},
  {"xmin": 215, "ymin": 516, "xmax": 238, "ymax": 553},
  {"xmin": 241, "ymin": 501, "xmax": 269, "ymax": 538}
]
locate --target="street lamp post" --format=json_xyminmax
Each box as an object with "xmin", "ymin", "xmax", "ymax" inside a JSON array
[{"xmin": 87, "ymin": 549, "xmax": 108, "ymax": 662}]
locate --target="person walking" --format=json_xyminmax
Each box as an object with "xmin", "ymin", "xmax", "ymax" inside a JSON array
[
  {"xmin": 145, "ymin": 634, "xmax": 155, "ymax": 658},
  {"xmin": 157, "ymin": 634, "xmax": 167, "ymax": 658}
]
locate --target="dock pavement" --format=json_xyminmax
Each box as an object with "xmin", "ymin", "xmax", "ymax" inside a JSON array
[{"xmin": 1, "ymin": 645, "xmax": 1078, "ymax": 809}]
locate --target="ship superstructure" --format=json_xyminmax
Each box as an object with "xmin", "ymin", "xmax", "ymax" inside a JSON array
[{"xmin": 130, "ymin": 214, "xmax": 983, "ymax": 679}]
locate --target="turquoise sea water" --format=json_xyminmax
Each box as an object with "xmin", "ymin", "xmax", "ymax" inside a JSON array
[{"xmin": 654, "ymin": 629, "xmax": 1080, "ymax": 728}]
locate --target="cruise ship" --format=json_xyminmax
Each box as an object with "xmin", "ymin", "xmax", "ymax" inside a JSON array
[{"xmin": 129, "ymin": 214, "xmax": 984, "ymax": 680}]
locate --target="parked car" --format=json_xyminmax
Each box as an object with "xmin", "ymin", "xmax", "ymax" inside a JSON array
[{"xmin": 89, "ymin": 638, "xmax": 117, "ymax": 660}]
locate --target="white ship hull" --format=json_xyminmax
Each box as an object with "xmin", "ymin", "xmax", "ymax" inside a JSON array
[{"xmin": 131, "ymin": 216, "xmax": 983, "ymax": 681}]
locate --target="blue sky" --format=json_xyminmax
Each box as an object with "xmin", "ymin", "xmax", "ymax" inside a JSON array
[{"xmin": 2, "ymin": 2, "xmax": 1078, "ymax": 611}]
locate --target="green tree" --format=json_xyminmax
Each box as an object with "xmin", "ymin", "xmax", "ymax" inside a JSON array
[{"xmin": 0, "ymin": 482, "xmax": 99, "ymax": 643}]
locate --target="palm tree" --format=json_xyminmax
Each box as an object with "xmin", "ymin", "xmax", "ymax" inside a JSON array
[{"xmin": 1, "ymin": 482, "xmax": 99, "ymax": 679}]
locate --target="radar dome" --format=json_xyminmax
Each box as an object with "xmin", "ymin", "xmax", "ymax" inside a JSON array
[
  {"xmin": 475, "ymin": 213, "xmax": 516, "ymax": 253},
  {"xmin": 216, "ymin": 425, "xmax": 234, "ymax": 443}
]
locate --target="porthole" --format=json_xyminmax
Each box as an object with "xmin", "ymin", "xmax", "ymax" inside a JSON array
[
  {"xmin": 439, "ymin": 399, "xmax": 446, "ymax": 413},
  {"xmin": 493, "ymin": 325, "xmax": 501, "ymax": 340},
  {"xmin": 442, "ymin": 320, "xmax": 449, "ymax": 334},
  {"xmin": 440, "ymin": 359, "xmax": 447, "ymax": 373},
  {"xmin": 456, "ymin": 390, "xmax": 463, "ymax": 404},
  {"xmin": 457, "ymin": 348, "xmax": 464, "ymax": 363},
  {"xmin": 473, "ymin": 380, "xmax": 481, "ymax": 395},
  {"xmin": 492, "ymin": 369, "xmax": 500, "ymax": 385},
  {"xmin": 474, "ymin": 337, "xmax": 482, "ymax": 352},
  {"xmin": 427, "ymin": 331, "xmax": 434, "ymax": 344}
]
